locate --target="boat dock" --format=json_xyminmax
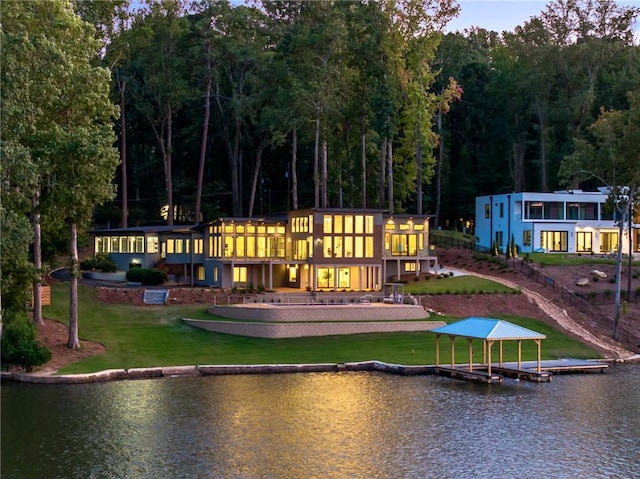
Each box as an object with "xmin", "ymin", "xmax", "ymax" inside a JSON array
[{"xmin": 435, "ymin": 358, "xmax": 608, "ymax": 384}]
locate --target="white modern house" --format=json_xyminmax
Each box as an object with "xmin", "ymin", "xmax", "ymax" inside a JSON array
[{"xmin": 475, "ymin": 189, "xmax": 639, "ymax": 255}]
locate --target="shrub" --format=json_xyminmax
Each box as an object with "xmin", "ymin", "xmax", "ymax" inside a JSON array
[
  {"xmin": 125, "ymin": 268, "xmax": 167, "ymax": 285},
  {"xmin": 80, "ymin": 252, "xmax": 117, "ymax": 272},
  {"xmin": 1, "ymin": 314, "xmax": 52, "ymax": 372}
]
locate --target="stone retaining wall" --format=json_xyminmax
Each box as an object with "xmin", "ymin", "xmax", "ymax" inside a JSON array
[
  {"xmin": 183, "ymin": 318, "xmax": 446, "ymax": 338},
  {"xmin": 209, "ymin": 303, "xmax": 429, "ymax": 322}
]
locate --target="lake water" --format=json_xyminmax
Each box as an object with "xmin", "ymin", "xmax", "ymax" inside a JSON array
[{"xmin": 2, "ymin": 365, "xmax": 639, "ymax": 479}]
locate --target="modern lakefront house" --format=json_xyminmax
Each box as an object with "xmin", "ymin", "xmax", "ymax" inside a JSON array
[
  {"xmin": 475, "ymin": 189, "xmax": 640, "ymax": 255},
  {"xmin": 91, "ymin": 208, "xmax": 439, "ymax": 292}
]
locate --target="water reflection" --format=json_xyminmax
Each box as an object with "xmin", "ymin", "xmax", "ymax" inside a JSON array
[{"xmin": 2, "ymin": 366, "xmax": 639, "ymax": 479}]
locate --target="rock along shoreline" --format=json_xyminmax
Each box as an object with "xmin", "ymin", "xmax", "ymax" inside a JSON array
[{"xmin": 0, "ymin": 361, "xmax": 437, "ymax": 384}]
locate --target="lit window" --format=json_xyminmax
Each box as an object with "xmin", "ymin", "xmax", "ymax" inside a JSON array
[
  {"xmin": 224, "ymin": 236, "xmax": 233, "ymax": 257},
  {"xmin": 334, "ymin": 236, "xmax": 343, "ymax": 258},
  {"xmin": 197, "ymin": 266, "xmax": 205, "ymax": 281},
  {"xmin": 167, "ymin": 239, "xmax": 175, "ymax": 254},
  {"xmin": 355, "ymin": 215, "xmax": 364, "ymax": 234},
  {"xmin": 365, "ymin": 237, "xmax": 374, "ymax": 257},
  {"xmin": 235, "ymin": 236, "xmax": 245, "ymax": 257},
  {"xmin": 354, "ymin": 236, "xmax": 363, "ymax": 258},
  {"xmin": 344, "ymin": 215, "xmax": 353, "ymax": 234},
  {"xmin": 344, "ymin": 236, "xmax": 353, "ymax": 258},
  {"xmin": 323, "ymin": 215, "xmax": 332, "ymax": 234},
  {"xmin": 324, "ymin": 237, "xmax": 332, "ymax": 257},
  {"xmin": 233, "ymin": 266, "xmax": 247, "ymax": 283},
  {"xmin": 147, "ymin": 236, "xmax": 159, "ymax": 253},
  {"xmin": 334, "ymin": 215, "xmax": 343, "ymax": 234},
  {"xmin": 365, "ymin": 215, "xmax": 374, "ymax": 234}
]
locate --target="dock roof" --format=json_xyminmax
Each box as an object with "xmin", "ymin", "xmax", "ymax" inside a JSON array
[{"xmin": 431, "ymin": 317, "xmax": 546, "ymax": 340}]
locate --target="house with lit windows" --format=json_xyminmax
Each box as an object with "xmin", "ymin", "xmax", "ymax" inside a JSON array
[
  {"xmin": 475, "ymin": 189, "xmax": 639, "ymax": 255},
  {"xmin": 91, "ymin": 208, "xmax": 438, "ymax": 291}
]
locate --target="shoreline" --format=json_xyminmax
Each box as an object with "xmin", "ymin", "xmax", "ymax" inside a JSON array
[{"xmin": 3, "ymin": 356, "xmax": 639, "ymax": 384}]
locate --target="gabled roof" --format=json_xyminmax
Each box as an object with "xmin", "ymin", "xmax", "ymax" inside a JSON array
[{"xmin": 430, "ymin": 317, "xmax": 546, "ymax": 340}]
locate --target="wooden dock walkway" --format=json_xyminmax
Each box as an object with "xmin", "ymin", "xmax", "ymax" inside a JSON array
[
  {"xmin": 436, "ymin": 359, "xmax": 608, "ymax": 384},
  {"xmin": 435, "ymin": 366, "xmax": 503, "ymax": 384}
]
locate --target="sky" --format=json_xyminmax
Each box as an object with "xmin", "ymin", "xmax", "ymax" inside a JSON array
[
  {"xmin": 446, "ymin": 0, "xmax": 549, "ymax": 32},
  {"xmin": 446, "ymin": 0, "xmax": 640, "ymax": 35}
]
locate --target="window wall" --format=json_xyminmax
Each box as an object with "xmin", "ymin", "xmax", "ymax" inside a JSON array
[
  {"xmin": 208, "ymin": 223, "xmax": 286, "ymax": 259},
  {"xmin": 95, "ymin": 235, "xmax": 146, "ymax": 253},
  {"xmin": 600, "ymin": 232, "xmax": 618, "ymax": 253},
  {"xmin": 576, "ymin": 231, "xmax": 592, "ymax": 252},
  {"xmin": 540, "ymin": 231, "xmax": 568, "ymax": 252},
  {"xmin": 322, "ymin": 214, "xmax": 374, "ymax": 259}
]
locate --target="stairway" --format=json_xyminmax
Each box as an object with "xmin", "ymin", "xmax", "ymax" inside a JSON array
[{"xmin": 143, "ymin": 289, "xmax": 170, "ymax": 305}]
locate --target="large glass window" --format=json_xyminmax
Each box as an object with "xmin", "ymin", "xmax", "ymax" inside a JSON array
[
  {"xmin": 601, "ymin": 202, "xmax": 614, "ymax": 220},
  {"xmin": 365, "ymin": 237, "xmax": 374, "ymax": 258},
  {"xmin": 294, "ymin": 239, "xmax": 308, "ymax": 260},
  {"xmin": 544, "ymin": 202, "xmax": 564, "ymax": 220},
  {"xmin": 224, "ymin": 236, "xmax": 233, "ymax": 257},
  {"xmin": 333, "ymin": 236, "xmax": 343, "ymax": 258},
  {"xmin": 233, "ymin": 266, "xmax": 247, "ymax": 283},
  {"xmin": 323, "ymin": 215, "xmax": 332, "ymax": 233},
  {"xmin": 317, "ymin": 267, "xmax": 334, "ymax": 289},
  {"xmin": 344, "ymin": 215, "xmax": 353, "ymax": 234},
  {"xmin": 147, "ymin": 236, "xmax": 159, "ymax": 253},
  {"xmin": 576, "ymin": 232, "xmax": 592, "ymax": 252},
  {"xmin": 235, "ymin": 236, "xmax": 245, "ymax": 257},
  {"xmin": 323, "ymin": 236, "xmax": 333, "ymax": 257},
  {"xmin": 338, "ymin": 268, "xmax": 350, "ymax": 289},
  {"xmin": 540, "ymin": 231, "xmax": 568, "ymax": 252},
  {"xmin": 600, "ymin": 232, "xmax": 618, "ymax": 253},
  {"xmin": 334, "ymin": 215, "xmax": 342, "ymax": 234},
  {"xmin": 525, "ymin": 202, "xmax": 543, "ymax": 219},
  {"xmin": 344, "ymin": 236, "xmax": 353, "ymax": 258}
]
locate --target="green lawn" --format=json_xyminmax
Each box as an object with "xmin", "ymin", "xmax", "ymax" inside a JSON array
[
  {"xmin": 526, "ymin": 252, "xmax": 640, "ymax": 266},
  {"xmin": 43, "ymin": 283, "xmax": 601, "ymax": 374},
  {"xmin": 403, "ymin": 275, "xmax": 517, "ymax": 294}
]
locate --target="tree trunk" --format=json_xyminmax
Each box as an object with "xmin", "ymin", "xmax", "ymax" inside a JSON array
[
  {"xmin": 416, "ymin": 121, "xmax": 423, "ymax": 216},
  {"xmin": 434, "ymin": 111, "xmax": 443, "ymax": 227},
  {"xmin": 612, "ymin": 198, "xmax": 631, "ymax": 340},
  {"xmin": 292, "ymin": 127, "xmax": 298, "ymax": 210},
  {"xmin": 248, "ymin": 139, "xmax": 267, "ymax": 218},
  {"xmin": 195, "ymin": 77, "xmax": 212, "ymax": 224},
  {"xmin": 314, "ymin": 117, "xmax": 320, "ymax": 208},
  {"xmin": 536, "ymin": 101, "xmax": 548, "ymax": 192},
  {"xmin": 231, "ymin": 112, "xmax": 242, "ymax": 216},
  {"xmin": 165, "ymin": 109, "xmax": 174, "ymax": 225},
  {"xmin": 68, "ymin": 222, "xmax": 80, "ymax": 349},
  {"xmin": 118, "ymin": 73, "xmax": 128, "ymax": 228},
  {"xmin": 378, "ymin": 137, "xmax": 387, "ymax": 208},
  {"xmin": 387, "ymin": 140, "xmax": 394, "ymax": 215},
  {"xmin": 322, "ymin": 138, "xmax": 328, "ymax": 208},
  {"xmin": 361, "ymin": 131, "xmax": 367, "ymax": 208},
  {"xmin": 31, "ymin": 188, "xmax": 44, "ymax": 327}
]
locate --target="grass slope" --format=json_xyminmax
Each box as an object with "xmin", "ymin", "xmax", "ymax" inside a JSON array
[{"xmin": 43, "ymin": 283, "xmax": 601, "ymax": 374}]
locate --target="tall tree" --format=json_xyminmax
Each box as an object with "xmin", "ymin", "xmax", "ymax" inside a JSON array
[
  {"xmin": 2, "ymin": 0, "xmax": 119, "ymax": 347},
  {"xmin": 130, "ymin": 0, "xmax": 189, "ymax": 225},
  {"xmin": 560, "ymin": 91, "xmax": 640, "ymax": 340}
]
